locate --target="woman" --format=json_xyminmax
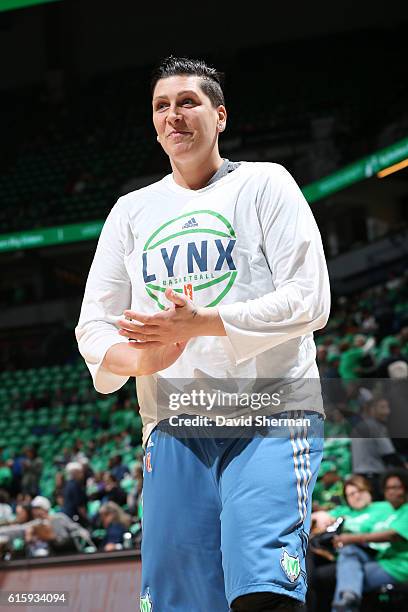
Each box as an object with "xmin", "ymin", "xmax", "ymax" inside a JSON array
[
  {"xmin": 14, "ymin": 502, "xmax": 33, "ymax": 524},
  {"xmin": 311, "ymin": 474, "xmax": 389, "ymax": 536},
  {"xmin": 99, "ymin": 501, "xmax": 132, "ymax": 552},
  {"xmin": 75, "ymin": 55, "xmax": 330, "ymax": 611},
  {"xmin": 308, "ymin": 475, "xmax": 383, "ymax": 611},
  {"xmin": 0, "ymin": 501, "xmax": 34, "ymax": 551},
  {"xmin": 331, "ymin": 468, "xmax": 408, "ymax": 611}
]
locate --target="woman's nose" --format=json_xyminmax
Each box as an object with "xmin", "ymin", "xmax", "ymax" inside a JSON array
[{"xmin": 167, "ymin": 104, "xmax": 182, "ymax": 123}]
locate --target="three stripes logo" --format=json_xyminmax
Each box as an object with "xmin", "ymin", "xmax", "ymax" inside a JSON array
[{"xmin": 182, "ymin": 217, "xmax": 198, "ymax": 229}]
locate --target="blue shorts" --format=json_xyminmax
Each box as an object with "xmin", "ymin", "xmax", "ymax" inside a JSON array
[{"xmin": 140, "ymin": 411, "xmax": 324, "ymax": 611}]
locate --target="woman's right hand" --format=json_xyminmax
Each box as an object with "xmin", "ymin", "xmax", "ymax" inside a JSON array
[
  {"xmin": 103, "ymin": 340, "xmax": 188, "ymax": 377},
  {"xmin": 132, "ymin": 341, "xmax": 188, "ymax": 375}
]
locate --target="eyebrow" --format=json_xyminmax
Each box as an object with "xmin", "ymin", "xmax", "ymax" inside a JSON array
[{"xmin": 153, "ymin": 90, "xmax": 199, "ymax": 101}]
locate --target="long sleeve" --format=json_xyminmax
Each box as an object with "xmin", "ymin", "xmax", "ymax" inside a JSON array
[
  {"xmin": 218, "ymin": 166, "xmax": 331, "ymax": 364},
  {"xmin": 75, "ymin": 200, "xmax": 131, "ymax": 393}
]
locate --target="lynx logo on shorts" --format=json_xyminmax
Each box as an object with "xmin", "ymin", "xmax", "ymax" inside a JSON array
[
  {"xmin": 142, "ymin": 210, "xmax": 237, "ymax": 310},
  {"xmin": 280, "ymin": 549, "xmax": 300, "ymax": 583},
  {"xmin": 145, "ymin": 452, "xmax": 152, "ymax": 473},
  {"xmin": 140, "ymin": 588, "xmax": 153, "ymax": 611}
]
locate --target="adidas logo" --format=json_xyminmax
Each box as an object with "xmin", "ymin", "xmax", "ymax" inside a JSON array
[{"xmin": 182, "ymin": 217, "xmax": 198, "ymax": 229}]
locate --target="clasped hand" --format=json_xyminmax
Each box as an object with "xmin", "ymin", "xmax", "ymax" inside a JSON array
[{"xmin": 117, "ymin": 287, "xmax": 202, "ymax": 347}]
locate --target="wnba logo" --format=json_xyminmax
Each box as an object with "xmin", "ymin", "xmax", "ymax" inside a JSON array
[{"xmin": 142, "ymin": 210, "xmax": 237, "ymax": 309}]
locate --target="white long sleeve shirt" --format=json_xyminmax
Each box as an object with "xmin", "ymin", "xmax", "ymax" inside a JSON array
[{"xmin": 75, "ymin": 162, "xmax": 331, "ymax": 445}]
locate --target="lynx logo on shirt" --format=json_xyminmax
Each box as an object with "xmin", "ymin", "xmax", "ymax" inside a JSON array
[
  {"xmin": 280, "ymin": 549, "xmax": 300, "ymax": 583},
  {"xmin": 142, "ymin": 210, "xmax": 237, "ymax": 309}
]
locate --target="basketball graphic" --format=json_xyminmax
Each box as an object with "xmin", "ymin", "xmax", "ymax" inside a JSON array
[{"xmin": 142, "ymin": 209, "xmax": 238, "ymax": 309}]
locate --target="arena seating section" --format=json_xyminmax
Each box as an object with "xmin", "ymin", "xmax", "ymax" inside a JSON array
[
  {"xmin": 0, "ymin": 272, "xmax": 406, "ymax": 512},
  {"xmin": 0, "ymin": 367, "xmax": 141, "ymax": 480},
  {"xmin": 0, "ymin": 27, "xmax": 407, "ymax": 234},
  {"xmin": 0, "ymin": 30, "xmax": 407, "ymax": 610}
]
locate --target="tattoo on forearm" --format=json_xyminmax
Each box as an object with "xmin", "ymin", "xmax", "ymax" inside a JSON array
[{"xmin": 192, "ymin": 309, "xmax": 198, "ymax": 318}]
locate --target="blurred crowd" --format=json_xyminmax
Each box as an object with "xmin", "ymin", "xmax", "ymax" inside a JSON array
[
  {"xmin": 304, "ymin": 270, "xmax": 408, "ymax": 610},
  {"xmin": 0, "ymin": 425, "xmax": 143, "ymax": 559},
  {"xmin": 0, "ymin": 267, "xmax": 407, "ymax": 612},
  {"xmin": 316, "ymin": 270, "xmax": 408, "ymax": 381}
]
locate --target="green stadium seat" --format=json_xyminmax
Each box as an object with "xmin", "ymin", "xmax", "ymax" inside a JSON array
[{"xmin": 90, "ymin": 457, "xmax": 108, "ymax": 472}]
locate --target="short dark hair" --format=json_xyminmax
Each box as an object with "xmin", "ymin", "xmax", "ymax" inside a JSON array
[
  {"xmin": 151, "ymin": 55, "xmax": 225, "ymax": 108},
  {"xmin": 382, "ymin": 468, "xmax": 408, "ymax": 493}
]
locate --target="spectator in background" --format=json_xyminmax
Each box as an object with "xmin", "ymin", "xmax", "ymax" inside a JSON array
[
  {"xmin": 54, "ymin": 446, "xmax": 73, "ymax": 468},
  {"xmin": 14, "ymin": 492, "xmax": 32, "ymax": 507},
  {"xmin": 317, "ymin": 345, "xmax": 330, "ymax": 378},
  {"xmin": 79, "ymin": 457, "xmax": 93, "ymax": 482},
  {"xmin": 312, "ymin": 475, "xmax": 375, "ymax": 534},
  {"xmin": 312, "ymin": 462, "xmax": 344, "ymax": 511},
  {"xmin": 86, "ymin": 470, "xmax": 105, "ymax": 500},
  {"xmin": 62, "ymin": 462, "xmax": 88, "ymax": 526},
  {"xmin": 339, "ymin": 334, "xmax": 376, "ymax": 380},
  {"xmin": 52, "ymin": 491, "xmax": 65, "ymax": 513},
  {"xmin": 100, "ymin": 473, "xmax": 127, "ymax": 507},
  {"xmin": 20, "ymin": 447, "xmax": 43, "ymax": 498},
  {"xmin": 0, "ymin": 459, "xmax": 12, "ymax": 492},
  {"xmin": 0, "ymin": 502, "xmax": 34, "ymax": 548},
  {"xmin": 71, "ymin": 440, "xmax": 90, "ymax": 468},
  {"xmin": 324, "ymin": 405, "xmax": 352, "ymax": 438},
  {"xmin": 99, "ymin": 501, "xmax": 132, "ymax": 552},
  {"xmin": 351, "ymin": 397, "xmax": 407, "ymax": 499},
  {"xmin": 388, "ymin": 360, "xmax": 408, "ymax": 379},
  {"xmin": 87, "ymin": 472, "xmax": 127, "ymax": 507},
  {"xmin": 375, "ymin": 338, "xmax": 408, "ymax": 378},
  {"xmin": 14, "ymin": 502, "xmax": 33, "ymax": 524},
  {"xmin": 325, "ymin": 354, "xmax": 341, "ymax": 379},
  {"xmin": 54, "ymin": 471, "xmax": 65, "ymax": 501},
  {"xmin": 0, "ymin": 490, "xmax": 13, "ymax": 525},
  {"xmin": 122, "ymin": 463, "xmax": 143, "ymax": 517},
  {"xmin": 331, "ymin": 468, "xmax": 408, "ymax": 611},
  {"xmin": 52, "ymin": 472, "xmax": 66, "ymax": 512},
  {"xmin": 8, "ymin": 451, "xmax": 25, "ymax": 497},
  {"xmin": 25, "ymin": 495, "xmax": 92, "ymax": 557},
  {"xmin": 359, "ymin": 309, "xmax": 378, "ymax": 334},
  {"xmin": 308, "ymin": 476, "xmax": 376, "ymax": 612},
  {"xmin": 109, "ymin": 454, "xmax": 129, "ymax": 482}
]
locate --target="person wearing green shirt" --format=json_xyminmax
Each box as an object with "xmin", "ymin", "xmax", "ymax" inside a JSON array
[
  {"xmin": 329, "ymin": 483, "xmax": 393, "ymax": 538},
  {"xmin": 338, "ymin": 335, "xmax": 375, "ymax": 380},
  {"xmin": 331, "ymin": 468, "xmax": 408, "ymax": 611},
  {"xmin": 312, "ymin": 461, "xmax": 344, "ymax": 511},
  {"xmin": 312, "ymin": 474, "xmax": 392, "ymax": 536},
  {"xmin": 308, "ymin": 475, "xmax": 390, "ymax": 611}
]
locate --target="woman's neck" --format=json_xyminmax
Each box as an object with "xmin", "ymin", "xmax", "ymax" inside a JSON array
[{"xmin": 171, "ymin": 152, "xmax": 224, "ymax": 190}]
